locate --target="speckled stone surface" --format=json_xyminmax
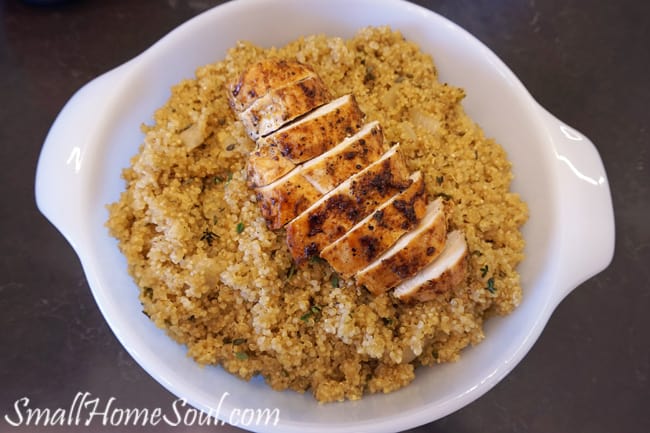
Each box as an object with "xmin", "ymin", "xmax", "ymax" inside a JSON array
[{"xmin": 0, "ymin": 0, "xmax": 648, "ymax": 432}]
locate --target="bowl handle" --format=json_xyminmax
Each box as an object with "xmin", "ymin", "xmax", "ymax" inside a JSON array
[
  {"xmin": 541, "ymin": 106, "xmax": 615, "ymax": 301},
  {"xmin": 35, "ymin": 66, "xmax": 126, "ymax": 249}
]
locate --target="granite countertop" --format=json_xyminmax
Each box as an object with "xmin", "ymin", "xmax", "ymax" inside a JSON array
[{"xmin": 1, "ymin": 0, "xmax": 648, "ymax": 432}]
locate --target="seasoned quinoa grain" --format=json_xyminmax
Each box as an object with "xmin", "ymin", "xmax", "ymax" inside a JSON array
[{"xmin": 106, "ymin": 27, "xmax": 528, "ymax": 403}]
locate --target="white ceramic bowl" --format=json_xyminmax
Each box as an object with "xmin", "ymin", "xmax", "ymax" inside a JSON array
[{"xmin": 35, "ymin": 0, "xmax": 615, "ymax": 431}]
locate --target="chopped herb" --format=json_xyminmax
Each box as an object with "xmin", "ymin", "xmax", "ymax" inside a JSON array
[
  {"xmin": 330, "ymin": 273, "xmax": 340, "ymax": 288},
  {"xmin": 212, "ymin": 216, "xmax": 218, "ymax": 225},
  {"xmin": 200, "ymin": 229, "xmax": 218, "ymax": 246},
  {"xmin": 486, "ymin": 277, "xmax": 496, "ymax": 294},
  {"xmin": 143, "ymin": 287, "xmax": 153, "ymax": 299},
  {"xmin": 232, "ymin": 338, "xmax": 247, "ymax": 346},
  {"xmin": 480, "ymin": 264, "xmax": 489, "ymax": 278},
  {"xmin": 301, "ymin": 304, "xmax": 322, "ymax": 323},
  {"xmin": 286, "ymin": 264, "xmax": 297, "ymax": 280},
  {"xmin": 382, "ymin": 317, "xmax": 393, "ymax": 326},
  {"xmin": 236, "ymin": 222, "xmax": 245, "ymax": 234},
  {"xmin": 281, "ymin": 369, "xmax": 289, "ymax": 377},
  {"xmin": 309, "ymin": 255, "xmax": 326, "ymax": 265},
  {"xmin": 436, "ymin": 175, "xmax": 444, "ymax": 185},
  {"xmin": 364, "ymin": 65, "xmax": 376, "ymax": 84},
  {"xmin": 226, "ymin": 172, "xmax": 233, "ymax": 184},
  {"xmin": 222, "ymin": 337, "xmax": 232, "ymax": 344},
  {"xmin": 213, "ymin": 176, "xmax": 223, "ymax": 184},
  {"xmin": 235, "ymin": 351, "xmax": 248, "ymax": 360},
  {"xmin": 141, "ymin": 310, "xmax": 151, "ymax": 318},
  {"xmin": 226, "ymin": 143, "xmax": 236, "ymax": 151}
]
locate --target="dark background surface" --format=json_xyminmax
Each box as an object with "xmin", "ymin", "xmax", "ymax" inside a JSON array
[{"xmin": 1, "ymin": 0, "xmax": 648, "ymax": 432}]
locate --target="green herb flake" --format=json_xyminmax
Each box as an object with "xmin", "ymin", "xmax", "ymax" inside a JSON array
[
  {"xmin": 310, "ymin": 305, "xmax": 322, "ymax": 315},
  {"xmin": 300, "ymin": 311, "xmax": 313, "ymax": 321},
  {"xmin": 232, "ymin": 338, "xmax": 247, "ymax": 346},
  {"xmin": 286, "ymin": 264, "xmax": 297, "ymax": 280},
  {"xmin": 222, "ymin": 337, "xmax": 232, "ymax": 345},
  {"xmin": 382, "ymin": 317, "xmax": 394, "ymax": 326},
  {"xmin": 235, "ymin": 352, "xmax": 248, "ymax": 360},
  {"xmin": 226, "ymin": 172, "xmax": 233, "ymax": 184},
  {"xmin": 309, "ymin": 255, "xmax": 326, "ymax": 265},
  {"xmin": 330, "ymin": 273, "xmax": 340, "ymax": 288},
  {"xmin": 480, "ymin": 264, "xmax": 489, "ymax": 278},
  {"xmin": 236, "ymin": 222, "xmax": 245, "ymax": 234},
  {"xmin": 436, "ymin": 175, "xmax": 444, "ymax": 185},
  {"xmin": 213, "ymin": 176, "xmax": 223, "ymax": 184},
  {"xmin": 141, "ymin": 310, "xmax": 151, "ymax": 319},
  {"xmin": 143, "ymin": 287, "xmax": 153, "ymax": 299},
  {"xmin": 486, "ymin": 277, "xmax": 496, "ymax": 294}
]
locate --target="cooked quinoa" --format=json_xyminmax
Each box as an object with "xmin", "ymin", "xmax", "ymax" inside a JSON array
[{"xmin": 106, "ymin": 27, "xmax": 528, "ymax": 403}]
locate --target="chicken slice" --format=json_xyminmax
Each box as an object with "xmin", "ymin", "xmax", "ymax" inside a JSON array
[
  {"xmin": 228, "ymin": 58, "xmax": 316, "ymax": 113},
  {"xmin": 300, "ymin": 121, "xmax": 385, "ymax": 193},
  {"xmin": 254, "ymin": 121, "xmax": 386, "ymax": 229},
  {"xmin": 247, "ymin": 94, "xmax": 365, "ymax": 187},
  {"xmin": 320, "ymin": 171, "xmax": 426, "ymax": 277},
  {"xmin": 286, "ymin": 145, "xmax": 411, "ymax": 263},
  {"xmin": 356, "ymin": 198, "xmax": 447, "ymax": 295},
  {"xmin": 392, "ymin": 230, "xmax": 468, "ymax": 302},
  {"xmin": 255, "ymin": 171, "xmax": 322, "ymax": 230},
  {"xmin": 238, "ymin": 75, "xmax": 332, "ymax": 140}
]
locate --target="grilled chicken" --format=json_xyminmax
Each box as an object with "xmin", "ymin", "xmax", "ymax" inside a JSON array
[
  {"xmin": 300, "ymin": 121, "xmax": 385, "ymax": 193},
  {"xmin": 229, "ymin": 59, "xmax": 469, "ymax": 300},
  {"xmin": 320, "ymin": 171, "xmax": 426, "ymax": 277},
  {"xmin": 356, "ymin": 198, "xmax": 447, "ymax": 295},
  {"xmin": 255, "ymin": 121, "xmax": 386, "ymax": 229},
  {"xmin": 393, "ymin": 230, "xmax": 468, "ymax": 302},
  {"xmin": 238, "ymin": 75, "xmax": 332, "ymax": 140},
  {"xmin": 247, "ymin": 94, "xmax": 365, "ymax": 187},
  {"xmin": 255, "ymin": 172, "xmax": 322, "ymax": 230},
  {"xmin": 228, "ymin": 58, "xmax": 316, "ymax": 113},
  {"xmin": 286, "ymin": 145, "xmax": 411, "ymax": 263}
]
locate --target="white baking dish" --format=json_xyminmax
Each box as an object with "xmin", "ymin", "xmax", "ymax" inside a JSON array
[{"xmin": 35, "ymin": 0, "xmax": 615, "ymax": 431}]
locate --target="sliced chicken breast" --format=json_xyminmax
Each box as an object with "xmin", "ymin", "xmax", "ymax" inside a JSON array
[
  {"xmin": 356, "ymin": 198, "xmax": 447, "ymax": 294},
  {"xmin": 392, "ymin": 230, "xmax": 468, "ymax": 302},
  {"xmin": 228, "ymin": 58, "xmax": 316, "ymax": 113},
  {"xmin": 320, "ymin": 171, "xmax": 426, "ymax": 277},
  {"xmin": 286, "ymin": 145, "xmax": 411, "ymax": 263},
  {"xmin": 246, "ymin": 94, "xmax": 365, "ymax": 187},
  {"xmin": 238, "ymin": 75, "xmax": 332, "ymax": 140}
]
